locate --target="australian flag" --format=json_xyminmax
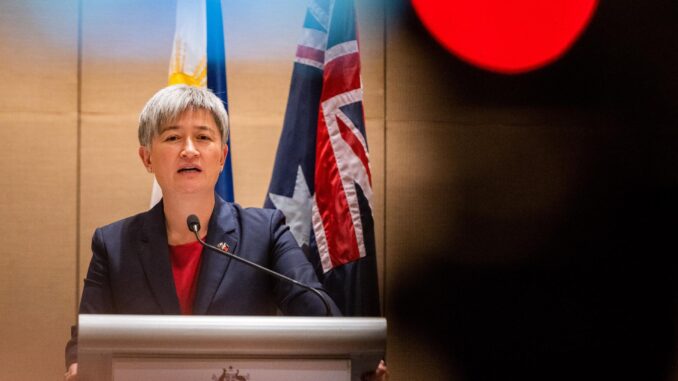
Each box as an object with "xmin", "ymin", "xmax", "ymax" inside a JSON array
[{"xmin": 264, "ymin": 0, "xmax": 380, "ymax": 316}]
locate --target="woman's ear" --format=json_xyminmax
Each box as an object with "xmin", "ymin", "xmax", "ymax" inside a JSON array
[
  {"xmin": 221, "ymin": 144, "xmax": 229, "ymax": 165},
  {"xmin": 138, "ymin": 146, "xmax": 153, "ymax": 173}
]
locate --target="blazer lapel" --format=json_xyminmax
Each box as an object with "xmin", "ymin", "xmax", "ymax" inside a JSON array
[
  {"xmin": 138, "ymin": 201, "xmax": 181, "ymax": 314},
  {"xmin": 193, "ymin": 196, "xmax": 239, "ymax": 315}
]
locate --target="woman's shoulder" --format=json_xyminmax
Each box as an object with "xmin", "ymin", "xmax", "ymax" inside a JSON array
[
  {"xmin": 95, "ymin": 208, "xmax": 155, "ymax": 236},
  {"xmin": 229, "ymin": 203, "xmax": 281, "ymax": 220}
]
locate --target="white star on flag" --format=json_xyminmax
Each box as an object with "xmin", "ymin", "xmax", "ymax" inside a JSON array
[{"xmin": 268, "ymin": 166, "xmax": 313, "ymax": 247}]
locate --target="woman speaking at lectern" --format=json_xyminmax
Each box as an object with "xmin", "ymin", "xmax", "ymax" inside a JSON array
[{"xmin": 64, "ymin": 85, "xmax": 389, "ymax": 380}]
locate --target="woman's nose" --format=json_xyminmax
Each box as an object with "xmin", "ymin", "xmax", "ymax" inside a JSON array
[{"xmin": 180, "ymin": 138, "xmax": 199, "ymax": 157}]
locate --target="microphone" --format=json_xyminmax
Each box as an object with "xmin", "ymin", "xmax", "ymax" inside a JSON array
[
  {"xmin": 186, "ymin": 214, "xmax": 333, "ymax": 316},
  {"xmin": 187, "ymin": 214, "xmax": 200, "ymax": 234}
]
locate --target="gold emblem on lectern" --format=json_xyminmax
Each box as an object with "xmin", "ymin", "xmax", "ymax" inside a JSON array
[{"xmin": 212, "ymin": 365, "xmax": 250, "ymax": 381}]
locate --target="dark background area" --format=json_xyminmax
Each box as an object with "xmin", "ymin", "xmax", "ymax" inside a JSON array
[{"xmin": 390, "ymin": 1, "xmax": 678, "ymax": 379}]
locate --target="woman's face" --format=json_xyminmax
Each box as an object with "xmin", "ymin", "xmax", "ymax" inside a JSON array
[{"xmin": 138, "ymin": 108, "xmax": 227, "ymax": 197}]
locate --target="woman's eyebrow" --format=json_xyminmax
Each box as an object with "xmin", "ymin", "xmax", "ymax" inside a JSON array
[
  {"xmin": 159, "ymin": 125, "xmax": 179, "ymax": 134},
  {"xmin": 159, "ymin": 125, "xmax": 216, "ymax": 134}
]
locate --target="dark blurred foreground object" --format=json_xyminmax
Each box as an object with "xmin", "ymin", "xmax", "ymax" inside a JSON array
[{"xmin": 393, "ymin": 184, "xmax": 678, "ymax": 381}]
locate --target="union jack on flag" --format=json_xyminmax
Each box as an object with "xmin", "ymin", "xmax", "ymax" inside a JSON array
[{"xmin": 265, "ymin": 0, "xmax": 380, "ymax": 316}]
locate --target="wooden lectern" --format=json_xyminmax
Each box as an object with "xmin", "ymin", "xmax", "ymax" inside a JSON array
[{"xmin": 78, "ymin": 314, "xmax": 386, "ymax": 381}]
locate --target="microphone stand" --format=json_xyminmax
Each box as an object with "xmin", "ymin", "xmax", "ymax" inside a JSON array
[{"xmin": 188, "ymin": 220, "xmax": 333, "ymax": 316}]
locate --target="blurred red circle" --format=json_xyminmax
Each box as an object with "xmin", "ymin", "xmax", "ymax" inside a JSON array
[{"xmin": 411, "ymin": 0, "xmax": 598, "ymax": 74}]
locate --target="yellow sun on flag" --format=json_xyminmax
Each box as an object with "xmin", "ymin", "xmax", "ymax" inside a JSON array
[{"xmin": 168, "ymin": 38, "xmax": 207, "ymax": 87}]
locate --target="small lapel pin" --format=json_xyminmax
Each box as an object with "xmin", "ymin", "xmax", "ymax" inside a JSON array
[{"xmin": 217, "ymin": 242, "xmax": 230, "ymax": 252}]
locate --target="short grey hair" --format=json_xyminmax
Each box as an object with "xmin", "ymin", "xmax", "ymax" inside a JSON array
[{"xmin": 138, "ymin": 85, "xmax": 229, "ymax": 147}]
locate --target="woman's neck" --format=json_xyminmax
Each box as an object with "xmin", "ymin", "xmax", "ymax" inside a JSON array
[{"xmin": 162, "ymin": 191, "xmax": 215, "ymax": 246}]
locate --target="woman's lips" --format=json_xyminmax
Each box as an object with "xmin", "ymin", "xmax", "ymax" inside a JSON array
[{"xmin": 178, "ymin": 166, "xmax": 202, "ymax": 173}]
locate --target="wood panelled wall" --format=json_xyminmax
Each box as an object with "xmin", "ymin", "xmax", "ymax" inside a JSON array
[{"xmin": 0, "ymin": 0, "xmax": 79, "ymax": 379}]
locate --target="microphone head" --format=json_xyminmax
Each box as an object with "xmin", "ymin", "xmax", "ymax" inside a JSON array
[{"xmin": 186, "ymin": 214, "xmax": 201, "ymax": 233}]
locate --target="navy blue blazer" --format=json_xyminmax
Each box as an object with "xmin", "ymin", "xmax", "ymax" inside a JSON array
[{"xmin": 66, "ymin": 195, "xmax": 339, "ymax": 366}]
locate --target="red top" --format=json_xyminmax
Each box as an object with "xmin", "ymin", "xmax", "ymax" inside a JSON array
[{"xmin": 169, "ymin": 240, "xmax": 203, "ymax": 315}]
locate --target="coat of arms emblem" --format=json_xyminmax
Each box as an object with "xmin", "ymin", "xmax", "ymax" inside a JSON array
[{"xmin": 212, "ymin": 365, "xmax": 250, "ymax": 381}]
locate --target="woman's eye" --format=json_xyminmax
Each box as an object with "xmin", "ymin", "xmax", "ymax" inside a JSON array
[
  {"xmin": 164, "ymin": 135, "xmax": 179, "ymax": 142},
  {"xmin": 198, "ymin": 135, "xmax": 211, "ymax": 141}
]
